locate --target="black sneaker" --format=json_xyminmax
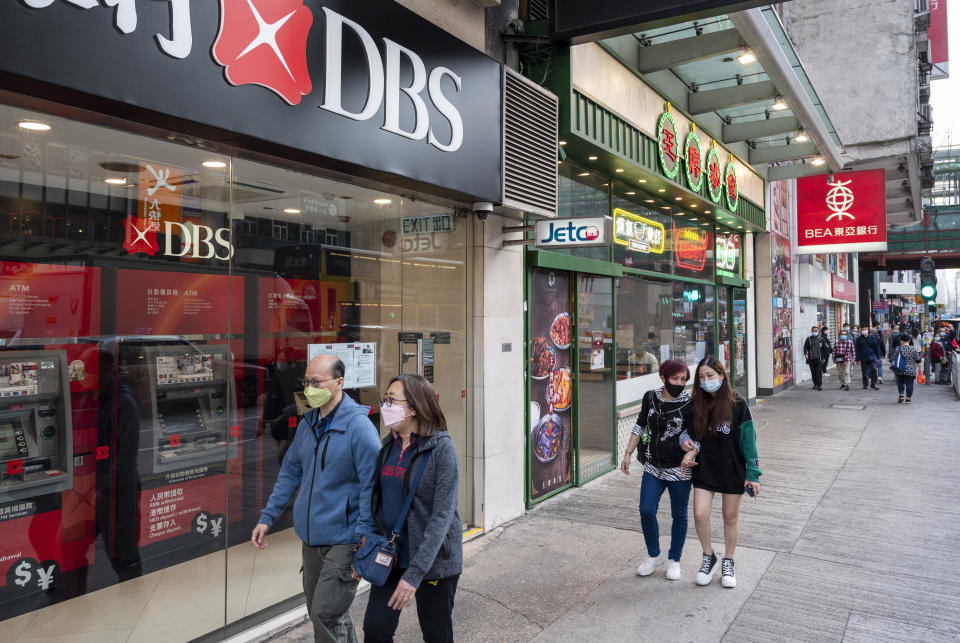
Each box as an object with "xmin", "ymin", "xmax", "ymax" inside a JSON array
[
  {"xmin": 721, "ymin": 558, "xmax": 736, "ymax": 588},
  {"xmin": 696, "ymin": 552, "xmax": 718, "ymax": 586}
]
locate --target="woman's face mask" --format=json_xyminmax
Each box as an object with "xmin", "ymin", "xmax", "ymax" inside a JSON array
[
  {"xmin": 380, "ymin": 402, "xmax": 408, "ymax": 428},
  {"xmin": 699, "ymin": 377, "xmax": 722, "ymax": 394}
]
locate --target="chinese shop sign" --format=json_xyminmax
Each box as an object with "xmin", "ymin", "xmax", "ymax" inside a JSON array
[
  {"xmin": 725, "ymin": 161, "xmax": 739, "ymax": 212},
  {"xmin": 796, "ymin": 169, "xmax": 887, "ymax": 254},
  {"xmin": 673, "ymin": 224, "xmax": 709, "ymax": 272},
  {"xmin": 706, "ymin": 146, "xmax": 722, "ymax": 204},
  {"xmin": 716, "ymin": 232, "xmax": 741, "ymax": 278},
  {"xmin": 657, "ymin": 110, "xmax": 680, "ymax": 180},
  {"xmin": 613, "ymin": 209, "xmax": 665, "ymax": 253},
  {"xmin": 684, "ymin": 130, "xmax": 703, "ymax": 192},
  {"xmin": 137, "ymin": 164, "xmax": 182, "ymax": 233},
  {"xmin": 831, "ymin": 274, "xmax": 857, "ymax": 302}
]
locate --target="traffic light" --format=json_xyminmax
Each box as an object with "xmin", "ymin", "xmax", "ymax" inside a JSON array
[{"xmin": 919, "ymin": 256, "xmax": 937, "ymax": 302}]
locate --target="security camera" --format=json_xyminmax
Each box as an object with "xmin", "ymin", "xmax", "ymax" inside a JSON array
[{"xmin": 473, "ymin": 202, "xmax": 494, "ymax": 221}]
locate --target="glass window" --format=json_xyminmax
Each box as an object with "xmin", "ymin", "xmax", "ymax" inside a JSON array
[
  {"xmin": 554, "ymin": 162, "xmax": 610, "ymax": 261},
  {"xmin": 673, "ymin": 213, "xmax": 715, "ymax": 280}
]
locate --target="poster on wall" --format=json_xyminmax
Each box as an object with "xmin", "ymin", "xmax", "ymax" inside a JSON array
[
  {"xmin": 769, "ymin": 180, "xmax": 793, "ymax": 388},
  {"xmin": 0, "ymin": 262, "xmax": 101, "ymax": 338},
  {"xmin": 528, "ymin": 269, "xmax": 573, "ymax": 500},
  {"xmin": 307, "ymin": 343, "xmax": 377, "ymax": 389}
]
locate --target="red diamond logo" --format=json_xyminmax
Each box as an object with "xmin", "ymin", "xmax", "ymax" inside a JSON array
[
  {"xmin": 123, "ymin": 216, "xmax": 159, "ymax": 256},
  {"xmin": 213, "ymin": 0, "xmax": 314, "ymax": 105}
]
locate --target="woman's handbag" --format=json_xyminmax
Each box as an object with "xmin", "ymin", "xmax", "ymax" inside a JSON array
[
  {"xmin": 353, "ymin": 451, "xmax": 431, "ymax": 587},
  {"xmin": 890, "ymin": 348, "xmax": 907, "ymax": 373}
]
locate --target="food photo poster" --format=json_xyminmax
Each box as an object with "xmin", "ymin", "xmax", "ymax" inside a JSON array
[{"xmin": 528, "ymin": 269, "xmax": 573, "ymax": 499}]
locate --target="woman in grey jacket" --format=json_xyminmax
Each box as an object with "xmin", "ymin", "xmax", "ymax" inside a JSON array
[
  {"xmin": 892, "ymin": 333, "xmax": 923, "ymax": 404},
  {"xmin": 364, "ymin": 374, "xmax": 462, "ymax": 643}
]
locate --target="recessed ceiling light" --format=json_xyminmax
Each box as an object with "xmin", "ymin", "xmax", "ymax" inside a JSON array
[
  {"xmin": 283, "ymin": 208, "xmax": 301, "ymax": 214},
  {"xmin": 578, "ymin": 172, "xmax": 590, "ymax": 177},
  {"xmin": 675, "ymin": 197, "xmax": 683, "ymax": 201},
  {"xmin": 771, "ymin": 96, "xmax": 788, "ymax": 111},
  {"xmin": 811, "ymin": 156, "xmax": 826, "ymax": 166},
  {"xmin": 374, "ymin": 198, "xmax": 392, "ymax": 205},
  {"xmin": 104, "ymin": 178, "xmax": 127, "ymax": 185},
  {"xmin": 615, "ymin": 168, "xmax": 624, "ymax": 173},
  {"xmin": 794, "ymin": 132, "xmax": 809, "ymax": 143},
  {"xmin": 625, "ymin": 191, "xmax": 636, "ymax": 195},
  {"xmin": 588, "ymin": 155, "xmax": 598, "ymax": 161},
  {"xmin": 661, "ymin": 206, "xmax": 671, "ymax": 210},
  {"xmin": 644, "ymin": 199, "xmax": 655, "ymax": 203},
  {"xmin": 559, "ymin": 140, "xmax": 567, "ymax": 146},
  {"xmin": 657, "ymin": 188, "xmax": 666, "ymax": 193},
  {"xmin": 737, "ymin": 225, "xmax": 744, "ymax": 229},
  {"xmin": 737, "ymin": 49, "xmax": 757, "ymax": 65},
  {"xmin": 690, "ymin": 203, "xmax": 698, "ymax": 207},
  {"xmin": 638, "ymin": 179, "xmax": 647, "ymax": 183},
  {"xmin": 17, "ymin": 120, "xmax": 51, "ymax": 132},
  {"xmin": 202, "ymin": 160, "xmax": 227, "ymax": 168},
  {"xmin": 557, "ymin": 160, "xmax": 563, "ymax": 165},
  {"xmin": 602, "ymin": 183, "xmax": 609, "ymax": 187},
  {"xmin": 704, "ymin": 210, "xmax": 711, "ymax": 214}
]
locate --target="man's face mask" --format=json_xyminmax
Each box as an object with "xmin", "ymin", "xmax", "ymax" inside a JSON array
[{"xmin": 303, "ymin": 386, "xmax": 333, "ymax": 408}]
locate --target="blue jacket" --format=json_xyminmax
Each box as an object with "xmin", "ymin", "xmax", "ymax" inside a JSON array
[
  {"xmin": 258, "ymin": 394, "xmax": 381, "ymax": 546},
  {"xmin": 854, "ymin": 334, "xmax": 882, "ymax": 363}
]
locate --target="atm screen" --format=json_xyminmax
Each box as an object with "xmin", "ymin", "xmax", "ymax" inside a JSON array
[
  {"xmin": 0, "ymin": 423, "xmax": 18, "ymax": 459},
  {"xmin": 0, "ymin": 362, "xmax": 39, "ymax": 398},
  {"xmin": 156, "ymin": 354, "xmax": 214, "ymax": 385},
  {"xmin": 157, "ymin": 398, "xmax": 206, "ymax": 435}
]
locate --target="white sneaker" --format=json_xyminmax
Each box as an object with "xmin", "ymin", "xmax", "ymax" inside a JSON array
[
  {"xmin": 636, "ymin": 553, "xmax": 666, "ymax": 576},
  {"xmin": 665, "ymin": 560, "xmax": 681, "ymax": 580},
  {"xmin": 721, "ymin": 558, "xmax": 736, "ymax": 588},
  {"xmin": 696, "ymin": 552, "xmax": 718, "ymax": 585}
]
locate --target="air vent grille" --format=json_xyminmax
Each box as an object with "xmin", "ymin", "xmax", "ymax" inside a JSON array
[
  {"xmin": 528, "ymin": 0, "xmax": 548, "ymax": 21},
  {"xmin": 502, "ymin": 68, "xmax": 558, "ymax": 218}
]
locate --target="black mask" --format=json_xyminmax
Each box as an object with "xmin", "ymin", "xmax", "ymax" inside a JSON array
[{"xmin": 664, "ymin": 382, "xmax": 685, "ymax": 398}]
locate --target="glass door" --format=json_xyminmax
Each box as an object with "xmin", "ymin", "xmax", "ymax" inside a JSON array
[
  {"xmin": 576, "ymin": 275, "xmax": 615, "ymax": 482},
  {"xmin": 718, "ymin": 287, "xmax": 731, "ymax": 373},
  {"xmin": 732, "ymin": 287, "xmax": 748, "ymax": 398}
]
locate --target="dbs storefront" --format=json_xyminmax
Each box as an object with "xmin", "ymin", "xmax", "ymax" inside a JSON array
[{"xmin": 0, "ymin": 1, "xmax": 501, "ymax": 640}]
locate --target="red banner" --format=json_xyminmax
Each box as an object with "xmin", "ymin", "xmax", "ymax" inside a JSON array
[
  {"xmin": 0, "ymin": 262, "xmax": 100, "ymax": 339},
  {"xmin": 115, "ymin": 269, "xmax": 243, "ymax": 335},
  {"xmin": 831, "ymin": 274, "xmax": 857, "ymax": 303},
  {"xmin": 930, "ymin": 0, "xmax": 949, "ymax": 78},
  {"xmin": 796, "ymin": 169, "xmax": 887, "ymax": 254}
]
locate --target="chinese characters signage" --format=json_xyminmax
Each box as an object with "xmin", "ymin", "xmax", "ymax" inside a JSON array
[
  {"xmin": 725, "ymin": 161, "xmax": 738, "ymax": 212},
  {"xmin": 796, "ymin": 169, "xmax": 887, "ymax": 254},
  {"xmin": 831, "ymin": 274, "xmax": 856, "ymax": 303},
  {"xmin": 706, "ymin": 146, "xmax": 723, "ymax": 204},
  {"xmin": 137, "ymin": 164, "xmax": 182, "ymax": 234},
  {"xmin": 684, "ymin": 130, "xmax": 703, "ymax": 191},
  {"xmin": 613, "ymin": 209, "xmax": 665, "ymax": 253},
  {"xmin": 716, "ymin": 232, "xmax": 741, "ymax": 278},
  {"xmin": 673, "ymin": 224, "xmax": 709, "ymax": 271},
  {"xmin": 657, "ymin": 111, "xmax": 680, "ymax": 179}
]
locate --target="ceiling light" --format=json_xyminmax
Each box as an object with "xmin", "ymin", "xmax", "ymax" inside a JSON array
[
  {"xmin": 283, "ymin": 208, "xmax": 301, "ymax": 214},
  {"xmin": 557, "ymin": 160, "xmax": 563, "ymax": 165},
  {"xmin": 737, "ymin": 49, "xmax": 757, "ymax": 65},
  {"xmin": 811, "ymin": 156, "xmax": 826, "ymax": 166},
  {"xmin": 17, "ymin": 120, "xmax": 51, "ymax": 132},
  {"xmin": 104, "ymin": 178, "xmax": 127, "ymax": 185},
  {"xmin": 794, "ymin": 132, "xmax": 809, "ymax": 143},
  {"xmin": 661, "ymin": 206, "xmax": 671, "ymax": 210},
  {"xmin": 202, "ymin": 160, "xmax": 227, "ymax": 168},
  {"xmin": 588, "ymin": 155, "xmax": 598, "ymax": 161},
  {"xmin": 675, "ymin": 197, "xmax": 682, "ymax": 201},
  {"xmin": 771, "ymin": 96, "xmax": 788, "ymax": 111},
  {"xmin": 690, "ymin": 203, "xmax": 698, "ymax": 208},
  {"xmin": 578, "ymin": 172, "xmax": 590, "ymax": 177},
  {"xmin": 625, "ymin": 191, "xmax": 636, "ymax": 195},
  {"xmin": 615, "ymin": 168, "xmax": 624, "ymax": 173},
  {"xmin": 737, "ymin": 226, "xmax": 744, "ymax": 229},
  {"xmin": 374, "ymin": 198, "xmax": 392, "ymax": 204},
  {"xmin": 559, "ymin": 140, "xmax": 567, "ymax": 146},
  {"xmin": 644, "ymin": 199, "xmax": 655, "ymax": 203},
  {"xmin": 657, "ymin": 188, "xmax": 666, "ymax": 193},
  {"xmin": 638, "ymin": 179, "xmax": 647, "ymax": 183},
  {"xmin": 704, "ymin": 210, "xmax": 711, "ymax": 214}
]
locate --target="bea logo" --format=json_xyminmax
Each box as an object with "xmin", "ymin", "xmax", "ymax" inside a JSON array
[
  {"xmin": 212, "ymin": 1, "xmax": 464, "ymax": 152},
  {"xmin": 124, "ymin": 217, "xmax": 235, "ymax": 260}
]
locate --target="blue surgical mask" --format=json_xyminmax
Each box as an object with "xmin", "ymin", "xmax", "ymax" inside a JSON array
[
  {"xmin": 700, "ymin": 378, "xmax": 722, "ymax": 393},
  {"xmin": 840, "ymin": 334, "xmax": 847, "ymax": 339}
]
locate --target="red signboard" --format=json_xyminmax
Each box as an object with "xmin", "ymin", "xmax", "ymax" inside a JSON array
[
  {"xmin": 796, "ymin": 169, "xmax": 887, "ymax": 254},
  {"xmin": 831, "ymin": 274, "xmax": 857, "ymax": 303},
  {"xmin": 930, "ymin": 0, "xmax": 949, "ymax": 79},
  {"xmin": 115, "ymin": 269, "xmax": 243, "ymax": 335},
  {"xmin": 0, "ymin": 262, "xmax": 101, "ymax": 339},
  {"xmin": 673, "ymin": 224, "xmax": 710, "ymax": 271}
]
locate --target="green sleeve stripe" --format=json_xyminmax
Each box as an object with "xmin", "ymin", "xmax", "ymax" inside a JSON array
[{"xmin": 739, "ymin": 418, "xmax": 762, "ymax": 482}]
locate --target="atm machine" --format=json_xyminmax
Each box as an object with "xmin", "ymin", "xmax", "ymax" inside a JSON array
[
  {"xmin": 0, "ymin": 350, "xmax": 72, "ymax": 502},
  {"xmin": 119, "ymin": 339, "xmax": 236, "ymax": 475}
]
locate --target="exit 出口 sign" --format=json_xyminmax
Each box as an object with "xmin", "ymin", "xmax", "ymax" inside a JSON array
[{"xmin": 403, "ymin": 214, "xmax": 454, "ymax": 235}]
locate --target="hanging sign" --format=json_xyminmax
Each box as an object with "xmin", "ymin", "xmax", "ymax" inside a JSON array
[
  {"xmin": 725, "ymin": 161, "xmax": 739, "ymax": 212},
  {"xmin": 657, "ymin": 110, "xmax": 680, "ymax": 180},
  {"xmin": 613, "ymin": 209, "xmax": 665, "ymax": 253},
  {"xmin": 536, "ymin": 217, "xmax": 610, "ymax": 248},
  {"xmin": 705, "ymin": 146, "xmax": 723, "ymax": 204},
  {"xmin": 715, "ymin": 232, "xmax": 741, "ymax": 278},
  {"xmin": 796, "ymin": 169, "xmax": 887, "ymax": 254},
  {"xmin": 684, "ymin": 130, "xmax": 703, "ymax": 192}
]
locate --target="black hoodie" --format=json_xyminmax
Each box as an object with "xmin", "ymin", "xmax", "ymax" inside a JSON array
[{"xmin": 635, "ymin": 388, "xmax": 693, "ymax": 470}]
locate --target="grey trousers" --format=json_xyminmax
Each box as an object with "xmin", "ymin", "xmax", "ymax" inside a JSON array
[{"xmin": 302, "ymin": 543, "xmax": 360, "ymax": 643}]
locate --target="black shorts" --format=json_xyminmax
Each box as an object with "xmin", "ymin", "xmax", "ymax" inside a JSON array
[{"xmin": 692, "ymin": 479, "xmax": 745, "ymax": 495}]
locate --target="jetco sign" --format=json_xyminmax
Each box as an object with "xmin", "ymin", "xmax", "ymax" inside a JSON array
[
  {"xmin": 536, "ymin": 217, "xmax": 610, "ymax": 248},
  {"xmin": 3, "ymin": 1, "xmax": 502, "ymax": 201}
]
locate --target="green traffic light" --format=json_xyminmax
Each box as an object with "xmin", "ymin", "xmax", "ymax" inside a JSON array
[{"xmin": 920, "ymin": 284, "xmax": 936, "ymax": 299}]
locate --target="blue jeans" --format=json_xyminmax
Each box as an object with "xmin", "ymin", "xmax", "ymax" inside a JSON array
[
  {"xmin": 638, "ymin": 471, "xmax": 692, "ymax": 562},
  {"xmin": 896, "ymin": 374, "xmax": 915, "ymax": 397},
  {"xmin": 876, "ymin": 360, "xmax": 883, "ymax": 378}
]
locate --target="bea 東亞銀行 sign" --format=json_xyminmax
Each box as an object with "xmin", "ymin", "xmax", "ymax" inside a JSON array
[{"xmin": 796, "ymin": 169, "xmax": 887, "ymax": 254}]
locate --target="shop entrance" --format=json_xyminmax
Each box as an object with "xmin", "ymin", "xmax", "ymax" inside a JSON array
[
  {"xmin": 718, "ymin": 286, "xmax": 749, "ymax": 398},
  {"xmin": 575, "ymin": 275, "xmax": 616, "ymax": 482}
]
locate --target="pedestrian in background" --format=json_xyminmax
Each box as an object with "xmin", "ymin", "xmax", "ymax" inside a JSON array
[
  {"xmin": 819, "ymin": 326, "xmax": 832, "ymax": 375},
  {"xmin": 682, "ymin": 357, "xmax": 761, "ymax": 590},
  {"xmin": 833, "ymin": 329, "xmax": 855, "ymax": 391},
  {"xmin": 931, "ymin": 331, "xmax": 947, "ymax": 384},
  {"xmin": 855, "ymin": 327, "xmax": 881, "ymax": 390},
  {"xmin": 363, "ymin": 374, "xmax": 462, "ymax": 643},
  {"xmin": 890, "ymin": 333, "xmax": 922, "ymax": 404},
  {"xmin": 620, "ymin": 359, "xmax": 693, "ymax": 582},
  {"xmin": 803, "ymin": 325, "xmax": 825, "ymax": 390},
  {"xmin": 886, "ymin": 324, "xmax": 901, "ymax": 361},
  {"xmin": 872, "ymin": 328, "xmax": 886, "ymax": 384}
]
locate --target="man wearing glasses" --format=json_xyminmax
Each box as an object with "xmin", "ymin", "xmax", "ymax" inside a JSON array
[{"xmin": 251, "ymin": 354, "xmax": 381, "ymax": 643}]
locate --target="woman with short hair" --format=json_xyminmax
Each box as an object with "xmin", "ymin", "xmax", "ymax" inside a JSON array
[
  {"xmin": 682, "ymin": 357, "xmax": 761, "ymax": 589},
  {"xmin": 620, "ymin": 359, "xmax": 695, "ymax": 581},
  {"xmin": 362, "ymin": 374, "xmax": 462, "ymax": 643}
]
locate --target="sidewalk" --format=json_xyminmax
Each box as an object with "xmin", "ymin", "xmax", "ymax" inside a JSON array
[{"xmin": 271, "ymin": 379, "xmax": 960, "ymax": 642}]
